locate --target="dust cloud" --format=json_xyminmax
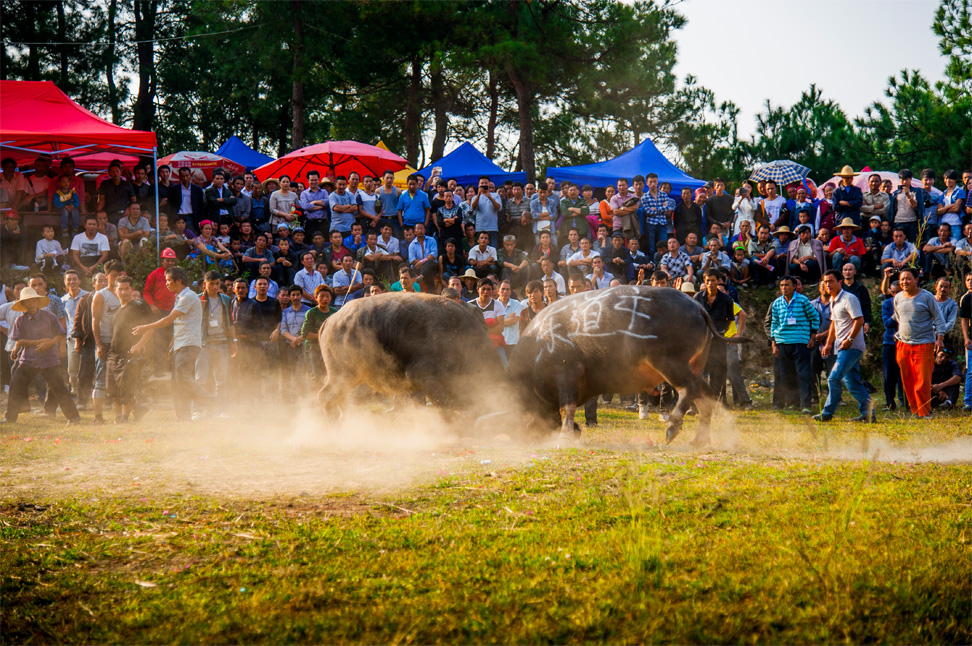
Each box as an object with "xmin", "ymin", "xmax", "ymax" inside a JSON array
[
  {"xmin": 3, "ymin": 397, "xmax": 968, "ymax": 503},
  {"xmin": 2, "ymin": 398, "xmax": 537, "ymax": 501}
]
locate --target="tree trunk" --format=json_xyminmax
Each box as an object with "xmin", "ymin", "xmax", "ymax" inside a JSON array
[
  {"xmin": 277, "ymin": 103, "xmax": 289, "ymax": 158},
  {"xmin": 105, "ymin": 0, "xmax": 121, "ymax": 124},
  {"xmin": 25, "ymin": 1, "xmax": 39, "ymax": 79},
  {"xmin": 132, "ymin": 0, "xmax": 157, "ymax": 132},
  {"xmin": 404, "ymin": 58, "xmax": 422, "ymax": 167},
  {"xmin": 486, "ymin": 71, "xmax": 499, "ymax": 159},
  {"xmin": 509, "ymin": 69, "xmax": 535, "ymax": 182},
  {"xmin": 290, "ymin": 0, "xmax": 305, "ymax": 150},
  {"xmin": 56, "ymin": 0, "xmax": 68, "ymax": 88},
  {"xmin": 429, "ymin": 64, "xmax": 447, "ymax": 161}
]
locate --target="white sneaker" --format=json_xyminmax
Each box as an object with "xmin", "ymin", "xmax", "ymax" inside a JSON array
[{"xmin": 638, "ymin": 404, "xmax": 650, "ymax": 420}]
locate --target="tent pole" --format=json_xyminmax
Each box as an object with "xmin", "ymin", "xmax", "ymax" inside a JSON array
[{"xmin": 153, "ymin": 146, "xmax": 160, "ymax": 261}]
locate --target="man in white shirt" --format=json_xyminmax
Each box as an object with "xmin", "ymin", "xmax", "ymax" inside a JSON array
[
  {"xmin": 132, "ymin": 266, "xmax": 209, "ymax": 421},
  {"xmin": 468, "ymin": 231, "xmax": 499, "ymax": 278},
  {"xmin": 70, "ymin": 214, "xmax": 111, "ymax": 277},
  {"xmin": 567, "ymin": 237, "xmax": 600, "ymax": 276}
]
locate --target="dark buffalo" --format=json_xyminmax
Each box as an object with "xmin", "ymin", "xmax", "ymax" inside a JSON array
[
  {"xmin": 317, "ymin": 292, "xmax": 504, "ymax": 420},
  {"xmin": 509, "ymin": 285, "xmax": 738, "ymax": 445}
]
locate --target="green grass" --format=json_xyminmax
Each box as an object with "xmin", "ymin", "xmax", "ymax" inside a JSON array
[{"xmin": 2, "ymin": 399, "xmax": 970, "ymax": 644}]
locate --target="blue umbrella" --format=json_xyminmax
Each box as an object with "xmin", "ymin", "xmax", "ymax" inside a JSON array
[{"xmin": 749, "ymin": 160, "xmax": 811, "ymax": 185}]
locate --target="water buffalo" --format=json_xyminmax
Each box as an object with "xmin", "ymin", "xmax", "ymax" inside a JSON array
[
  {"xmin": 509, "ymin": 285, "xmax": 738, "ymax": 445},
  {"xmin": 317, "ymin": 292, "xmax": 504, "ymax": 421}
]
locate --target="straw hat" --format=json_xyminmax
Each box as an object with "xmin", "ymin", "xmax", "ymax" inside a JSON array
[
  {"xmin": 679, "ymin": 281, "xmax": 697, "ymax": 295},
  {"xmin": 11, "ymin": 287, "xmax": 50, "ymax": 312},
  {"xmin": 836, "ymin": 165, "xmax": 860, "ymax": 178},
  {"xmin": 835, "ymin": 217, "xmax": 861, "ymax": 230},
  {"xmin": 262, "ymin": 177, "xmax": 280, "ymax": 192},
  {"xmin": 321, "ymin": 176, "xmax": 335, "ymax": 189},
  {"xmin": 774, "ymin": 226, "xmax": 792, "ymax": 236},
  {"xmin": 460, "ymin": 268, "xmax": 479, "ymax": 281}
]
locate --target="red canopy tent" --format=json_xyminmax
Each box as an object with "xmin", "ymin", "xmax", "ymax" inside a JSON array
[
  {"xmin": 0, "ymin": 80, "xmax": 162, "ymax": 253},
  {"xmin": 0, "ymin": 80, "xmax": 157, "ymax": 155}
]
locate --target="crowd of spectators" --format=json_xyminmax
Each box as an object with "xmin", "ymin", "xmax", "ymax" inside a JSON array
[{"xmin": 1, "ymin": 156, "xmax": 970, "ymax": 426}]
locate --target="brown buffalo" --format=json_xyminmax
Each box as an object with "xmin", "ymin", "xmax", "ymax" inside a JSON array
[{"xmin": 317, "ymin": 292, "xmax": 504, "ymax": 421}]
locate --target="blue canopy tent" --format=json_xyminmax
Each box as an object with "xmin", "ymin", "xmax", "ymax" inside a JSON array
[
  {"xmin": 215, "ymin": 135, "xmax": 273, "ymax": 170},
  {"xmin": 546, "ymin": 138, "xmax": 704, "ymax": 195},
  {"xmin": 418, "ymin": 141, "xmax": 526, "ymax": 186}
]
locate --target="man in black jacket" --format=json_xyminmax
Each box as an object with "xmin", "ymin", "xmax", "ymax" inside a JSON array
[
  {"xmin": 204, "ymin": 170, "xmax": 237, "ymax": 226},
  {"xmin": 168, "ymin": 167, "xmax": 204, "ymax": 230}
]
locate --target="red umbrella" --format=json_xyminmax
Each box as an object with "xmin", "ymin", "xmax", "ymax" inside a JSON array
[
  {"xmin": 252, "ymin": 140, "xmax": 408, "ymax": 184},
  {"xmin": 157, "ymin": 151, "xmax": 246, "ymax": 180}
]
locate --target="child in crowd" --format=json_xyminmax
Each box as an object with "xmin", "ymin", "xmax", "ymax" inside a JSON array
[
  {"xmin": 53, "ymin": 174, "xmax": 80, "ymax": 239},
  {"xmin": 796, "ymin": 207, "xmax": 815, "ymax": 236},
  {"xmin": 729, "ymin": 243, "xmax": 751, "ymax": 287},
  {"xmin": 34, "ymin": 224, "xmax": 68, "ymax": 275},
  {"xmin": 216, "ymin": 222, "xmax": 232, "ymax": 246}
]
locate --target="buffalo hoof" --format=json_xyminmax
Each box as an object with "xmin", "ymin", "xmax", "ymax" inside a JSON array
[{"xmin": 665, "ymin": 425, "xmax": 681, "ymax": 445}]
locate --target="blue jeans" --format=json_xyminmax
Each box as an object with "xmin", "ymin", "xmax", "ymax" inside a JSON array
[
  {"xmin": 897, "ymin": 221, "xmax": 919, "ymax": 244},
  {"xmin": 965, "ymin": 348, "xmax": 972, "ymax": 407},
  {"xmin": 822, "ymin": 348, "xmax": 871, "ymax": 417},
  {"xmin": 60, "ymin": 207, "xmax": 79, "ymax": 234},
  {"xmin": 643, "ymin": 223, "xmax": 668, "ymax": 260},
  {"xmin": 830, "ymin": 252, "xmax": 860, "ymax": 273}
]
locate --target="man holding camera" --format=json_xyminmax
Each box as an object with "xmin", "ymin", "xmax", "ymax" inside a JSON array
[{"xmin": 889, "ymin": 169, "xmax": 926, "ymax": 244}]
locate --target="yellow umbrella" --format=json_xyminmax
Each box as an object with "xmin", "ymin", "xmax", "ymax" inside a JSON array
[{"xmin": 376, "ymin": 140, "xmax": 418, "ymax": 189}]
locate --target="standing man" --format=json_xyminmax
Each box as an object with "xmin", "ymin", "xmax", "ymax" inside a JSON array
[
  {"xmin": 1, "ymin": 287, "xmax": 81, "ymax": 425},
  {"xmin": 105, "ymin": 276, "xmax": 154, "ymax": 424},
  {"xmin": 468, "ymin": 175, "xmax": 502, "ymax": 248},
  {"xmin": 396, "ymin": 174, "xmax": 431, "ymax": 233},
  {"xmin": 559, "ymin": 183, "xmax": 590, "ymax": 242},
  {"xmin": 375, "ymin": 170, "xmax": 401, "ymax": 235},
  {"xmin": 893, "ymin": 267, "xmax": 946, "ymax": 418},
  {"xmin": 959, "ymin": 272, "xmax": 971, "ymax": 412},
  {"xmin": 861, "ymin": 173, "xmax": 890, "ymax": 223},
  {"xmin": 91, "ymin": 260, "xmax": 123, "ymax": 424},
  {"xmin": 143, "ymin": 243, "xmax": 179, "ymax": 370},
  {"xmin": 889, "ymin": 169, "xmax": 925, "ymax": 243},
  {"xmin": 328, "ymin": 176, "xmax": 358, "ymax": 235},
  {"xmin": 169, "ymin": 167, "xmax": 204, "ymax": 230},
  {"xmin": 769, "ymin": 275, "xmax": 820, "ymax": 413},
  {"xmin": 299, "ymin": 170, "xmax": 330, "ymax": 238},
  {"xmin": 197, "ymin": 270, "xmax": 236, "ymax": 415},
  {"xmin": 841, "ymin": 262, "xmax": 872, "ymax": 334},
  {"xmin": 204, "ymin": 170, "xmax": 237, "ymax": 225},
  {"xmin": 132, "ymin": 266, "xmax": 209, "ymax": 421},
  {"xmin": 694, "ymin": 269, "xmax": 735, "ymax": 403},
  {"xmin": 61, "ymin": 270, "xmax": 88, "ymax": 402},
  {"xmin": 832, "ymin": 166, "xmax": 864, "ymax": 228},
  {"xmin": 96, "ymin": 160, "xmax": 135, "ymax": 221},
  {"xmin": 639, "ymin": 173, "xmax": 670, "ymax": 258},
  {"xmin": 814, "ymin": 270, "xmax": 873, "ymax": 422},
  {"xmin": 880, "ymin": 274, "xmax": 906, "ymax": 411},
  {"xmin": 705, "ymin": 178, "xmax": 735, "ymax": 231}
]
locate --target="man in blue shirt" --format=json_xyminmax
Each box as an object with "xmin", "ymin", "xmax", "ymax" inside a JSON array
[
  {"xmin": 332, "ymin": 253, "xmax": 364, "ymax": 308},
  {"xmin": 299, "ymin": 170, "xmax": 330, "ymax": 239},
  {"xmin": 640, "ymin": 173, "xmax": 670, "ymax": 259},
  {"xmin": 769, "ymin": 275, "xmax": 820, "ymax": 413},
  {"xmin": 408, "ymin": 222, "xmax": 439, "ymax": 289},
  {"xmin": 397, "ymin": 174, "xmax": 431, "ymax": 230},
  {"xmin": 376, "ymin": 170, "xmax": 402, "ymax": 236},
  {"xmin": 468, "ymin": 175, "xmax": 502, "ymax": 248},
  {"xmin": 832, "ymin": 166, "xmax": 864, "ymax": 228},
  {"xmin": 327, "ymin": 176, "xmax": 357, "ymax": 234}
]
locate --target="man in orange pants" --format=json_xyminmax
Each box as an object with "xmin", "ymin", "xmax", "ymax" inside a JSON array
[{"xmin": 893, "ymin": 267, "xmax": 946, "ymax": 418}]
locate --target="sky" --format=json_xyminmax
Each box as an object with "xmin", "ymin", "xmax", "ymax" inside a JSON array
[{"xmin": 671, "ymin": 0, "xmax": 949, "ymax": 139}]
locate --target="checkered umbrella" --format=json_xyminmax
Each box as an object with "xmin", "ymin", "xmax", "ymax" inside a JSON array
[{"xmin": 749, "ymin": 160, "xmax": 811, "ymax": 185}]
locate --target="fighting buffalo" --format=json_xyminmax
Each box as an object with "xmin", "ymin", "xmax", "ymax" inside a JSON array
[{"xmin": 510, "ymin": 285, "xmax": 741, "ymax": 445}]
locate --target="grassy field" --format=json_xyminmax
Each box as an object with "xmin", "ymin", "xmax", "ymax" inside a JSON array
[{"xmin": 2, "ymin": 392, "xmax": 970, "ymax": 644}]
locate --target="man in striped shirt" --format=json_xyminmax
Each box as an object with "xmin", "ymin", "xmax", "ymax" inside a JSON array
[{"xmin": 769, "ymin": 275, "xmax": 820, "ymax": 413}]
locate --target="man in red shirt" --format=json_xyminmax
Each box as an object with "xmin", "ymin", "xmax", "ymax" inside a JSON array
[
  {"xmin": 143, "ymin": 247, "xmax": 178, "ymax": 375},
  {"xmin": 827, "ymin": 218, "xmax": 867, "ymax": 275}
]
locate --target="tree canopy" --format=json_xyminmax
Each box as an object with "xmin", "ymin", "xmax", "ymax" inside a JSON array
[{"xmin": 1, "ymin": 0, "xmax": 969, "ymax": 185}]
